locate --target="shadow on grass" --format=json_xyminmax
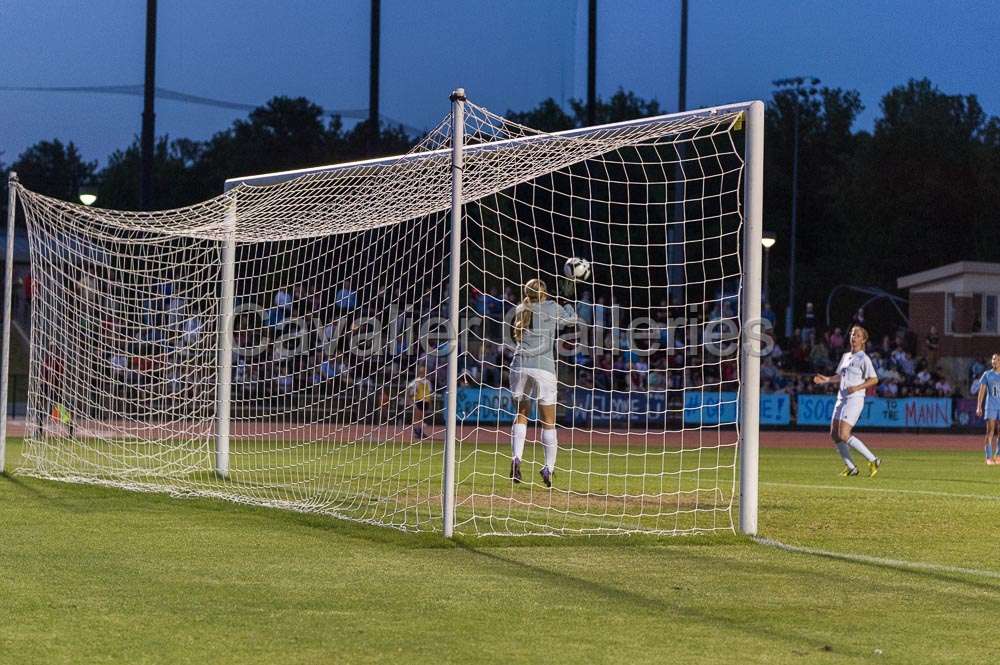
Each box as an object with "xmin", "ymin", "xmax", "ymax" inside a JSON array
[
  {"xmin": 1, "ymin": 469, "xmax": 752, "ymax": 552},
  {"xmin": 454, "ymin": 540, "xmax": 860, "ymax": 657},
  {"xmin": 281, "ymin": 513, "xmax": 750, "ymax": 552},
  {"xmin": 0, "ymin": 473, "xmax": 101, "ymax": 513}
]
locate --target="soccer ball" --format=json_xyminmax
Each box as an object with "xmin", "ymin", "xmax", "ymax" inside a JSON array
[{"xmin": 563, "ymin": 257, "xmax": 591, "ymax": 281}]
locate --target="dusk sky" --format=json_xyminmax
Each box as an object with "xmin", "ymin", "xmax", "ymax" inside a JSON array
[{"xmin": 2, "ymin": 0, "xmax": 999, "ymax": 173}]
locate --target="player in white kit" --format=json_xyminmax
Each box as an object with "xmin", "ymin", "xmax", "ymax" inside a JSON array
[
  {"xmin": 508, "ymin": 278, "xmax": 580, "ymax": 487},
  {"xmin": 813, "ymin": 325, "xmax": 882, "ymax": 476}
]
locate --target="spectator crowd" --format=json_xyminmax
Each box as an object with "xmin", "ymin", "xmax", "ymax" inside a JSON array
[
  {"xmin": 28, "ymin": 269, "xmax": 984, "ymax": 424},
  {"xmin": 761, "ymin": 303, "xmax": 957, "ymax": 399}
]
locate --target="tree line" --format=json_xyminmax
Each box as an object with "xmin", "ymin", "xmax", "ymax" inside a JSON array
[{"xmin": 2, "ymin": 80, "xmax": 998, "ymax": 334}]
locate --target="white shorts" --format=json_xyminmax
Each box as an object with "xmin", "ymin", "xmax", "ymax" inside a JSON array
[
  {"xmin": 509, "ymin": 367, "xmax": 559, "ymax": 406},
  {"xmin": 831, "ymin": 398, "xmax": 864, "ymax": 427}
]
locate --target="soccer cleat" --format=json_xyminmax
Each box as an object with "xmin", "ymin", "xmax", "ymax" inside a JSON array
[
  {"xmin": 869, "ymin": 458, "xmax": 881, "ymax": 477},
  {"xmin": 539, "ymin": 466, "xmax": 553, "ymax": 488},
  {"xmin": 988, "ymin": 459, "xmax": 996, "ymax": 466},
  {"xmin": 510, "ymin": 458, "xmax": 522, "ymax": 483},
  {"xmin": 839, "ymin": 465, "xmax": 859, "ymax": 477}
]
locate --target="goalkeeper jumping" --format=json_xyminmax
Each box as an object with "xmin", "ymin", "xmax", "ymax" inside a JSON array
[{"xmin": 508, "ymin": 278, "xmax": 580, "ymax": 487}]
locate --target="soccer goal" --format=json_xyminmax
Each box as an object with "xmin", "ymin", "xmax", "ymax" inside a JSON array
[{"xmin": 1, "ymin": 90, "xmax": 764, "ymax": 536}]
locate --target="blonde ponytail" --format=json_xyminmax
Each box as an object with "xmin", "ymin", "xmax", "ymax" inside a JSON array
[{"xmin": 513, "ymin": 278, "xmax": 548, "ymax": 343}]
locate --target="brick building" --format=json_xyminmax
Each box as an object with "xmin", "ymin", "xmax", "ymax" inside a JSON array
[{"xmin": 898, "ymin": 261, "xmax": 1000, "ymax": 380}]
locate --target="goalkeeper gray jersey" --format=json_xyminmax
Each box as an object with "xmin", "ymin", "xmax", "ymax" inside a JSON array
[{"xmin": 511, "ymin": 300, "xmax": 579, "ymax": 374}]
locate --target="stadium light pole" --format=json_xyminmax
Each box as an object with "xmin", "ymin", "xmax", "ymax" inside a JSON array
[
  {"xmin": 785, "ymin": 103, "xmax": 798, "ymax": 339},
  {"xmin": 778, "ymin": 77, "xmax": 819, "ymax": 339},
  {"xmin": 668, "ymin": 0, "xmax": 689, "ymax": 304},
  {"xmin": 368, "ymin": 0, "xmax": 380, "ymax": 154},
  {"xmin": 140, "ymin": 0, "xmax": 157, "ymax": 211},
  {"xmin": 0, "ymin": 172, "xmax": 18, "ymax": 473},
  {"xmin": 587, "ymin": 0, "xmax": 597, "ymax": 126},
  {"xmin": 678, "ymin": 0, "xmax": 688, "ymax": 112}
]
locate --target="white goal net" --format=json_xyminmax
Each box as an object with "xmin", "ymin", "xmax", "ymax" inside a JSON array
[{"xmin": 8, "ymin": 93, "xmax": 763, "ymax": 536}]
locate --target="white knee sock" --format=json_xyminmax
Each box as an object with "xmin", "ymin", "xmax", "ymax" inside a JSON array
[
  {"xmin": 541, "ymin": 428, "xmax": 558, "ymax": 471},
  {"xmin": 835, "ymin": 441, "xmax": 856, "ymax": 468},
  {"xmin": 512, "ymin": 423, "xmax": 527, "ymax": 460},
  {"xmin": 847, "ymin": 435, "xmax": 877, "ymax": 462}
]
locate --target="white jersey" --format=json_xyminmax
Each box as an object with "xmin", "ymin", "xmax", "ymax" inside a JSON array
[{"xmin": 835, "ymin": 350, "xmax": 876, "ymax": 401}]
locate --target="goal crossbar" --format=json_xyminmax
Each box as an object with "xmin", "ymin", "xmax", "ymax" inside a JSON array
[{"xmin": 224, "ymin": 100, "xmax": 759, "ymax": 189}]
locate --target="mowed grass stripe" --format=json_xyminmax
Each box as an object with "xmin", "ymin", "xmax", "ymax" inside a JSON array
[
  {"xmin": 755, "ymin": 536, "xmax": 1000, "ymax": 580},
  {"xmin": 763, "ymin": 480, "xmax": 1000, "ymax": 502}
]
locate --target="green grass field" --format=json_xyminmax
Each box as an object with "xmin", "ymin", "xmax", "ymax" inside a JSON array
[{"xmin": 3, "ymin": 437, "xmax": 999, "ymax": 664}]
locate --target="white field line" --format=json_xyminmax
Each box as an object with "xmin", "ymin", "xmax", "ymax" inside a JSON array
[
  {"xmin": 762, "ymin": 481, "xmax": 1000, "ymax": 502},
  {"xmin": 753, "ymin": 536, "xmax": 1000, "ymax": 581}
]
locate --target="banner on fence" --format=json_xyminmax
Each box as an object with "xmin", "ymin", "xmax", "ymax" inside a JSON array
[
  {"xmin": 682, "ymin": 391, "xmax": 791, "ymax": 426},
  {"xmin": 566, "ymin": 390, "xmax": 670, "ymax": 426},
  {"xmin": 455, "ymin": 386, "xmax": 535, "ymax": 424},
  {"xmin": 457, "ymin": 387, "xmax": 953, "ymax": 429},
  {"xmin": 796, "ymin": 395, "xmax": 952, "ymax": 428}
]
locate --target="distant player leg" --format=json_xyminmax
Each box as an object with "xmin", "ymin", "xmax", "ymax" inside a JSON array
[
  {"xmin": 511, "ymin": 416, "xmax": 527, "ymax": 459},
  {"xmin": 990, "ymin": 417, "xmax": 1000, "ymax": 463},
  {"xmin": 509, "ymin": 370, "xmax": 530, "ymax": 483},
  {"xmin": 831, "ymin": 403, "xmax": 858, "ymax": 476},
  {"xmin": 536, "ymin": 372, "xmax": 559, "ymax": 488},
  {"xmin": 541, "ymin": 428, "xmax": 557, "ymax": 470},
  {"xmin": 985, "ymin": 420, "xmax": 995, "ymax": 464},
  {"xmin": 36, "ymin": 384, "xmax": 56, "ymax": 438},
  {"xmin": 846, "ymin": 431, "xmax": 880, "ymax": 476},
  {"xmin": 412, "ymin": 403, "xmax": 424, "ymax": 439},
  {"xmin": 538, "ymin": 404, "xmax": 557, "ymax": 488},
  {"xmin": 987, "ymin": 420, "xmax": 998, "ymax": 465},
  {"xmin": 848, "ymin": 435, "xmax": 877, "ymax": 464},
  {"xmin": 834, "ymin": 435, "xmax": 857, "ymax": 475},
  {"xmin": 844, "ymin": 429, "xmax": 876, "ymax": 463},
  {"xmin": 993, "ymin": 422, "xmax": 1000, "ymax": 463},
  {"xmin": 510, "ymin": 399, "xmax": 529, "ymax": 483}
]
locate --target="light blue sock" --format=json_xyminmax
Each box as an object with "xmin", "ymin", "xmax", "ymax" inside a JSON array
[{"xmin": 986, "ymin": 441, "xmax": 994, "ymax": 460}]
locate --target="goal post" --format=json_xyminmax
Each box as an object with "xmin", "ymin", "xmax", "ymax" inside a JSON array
[
  {"xmin": 0, "ymin": 171, "xmax": 18, "ymax": 473},
  {"xmin": 9, "ymin": 93, "xmax": 764, "ymax": 537},
  {"xmin": 739, "ymin": 100, "xmax": 764, "ymax": 536},
  {"xmin": 442, "ymin": 88, "xmax": 466, "ymax": 537},
  {"xmin": 215, "ymin": 200, "xmax": 237, "ymax": 478}
]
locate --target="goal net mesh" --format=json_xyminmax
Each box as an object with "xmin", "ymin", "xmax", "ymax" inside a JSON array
[{"xmin": 14, "ymin": 98, "xmax": 747, "ymax": 535}]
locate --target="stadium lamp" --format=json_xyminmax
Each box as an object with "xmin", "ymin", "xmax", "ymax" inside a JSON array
[
  {"xmin": 78, "ymin": 186, "xmax": 97, "ymax": 206},
  {"xmin": 761, "ymin": 233, "xmax": 776, "ymax": 249}
]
